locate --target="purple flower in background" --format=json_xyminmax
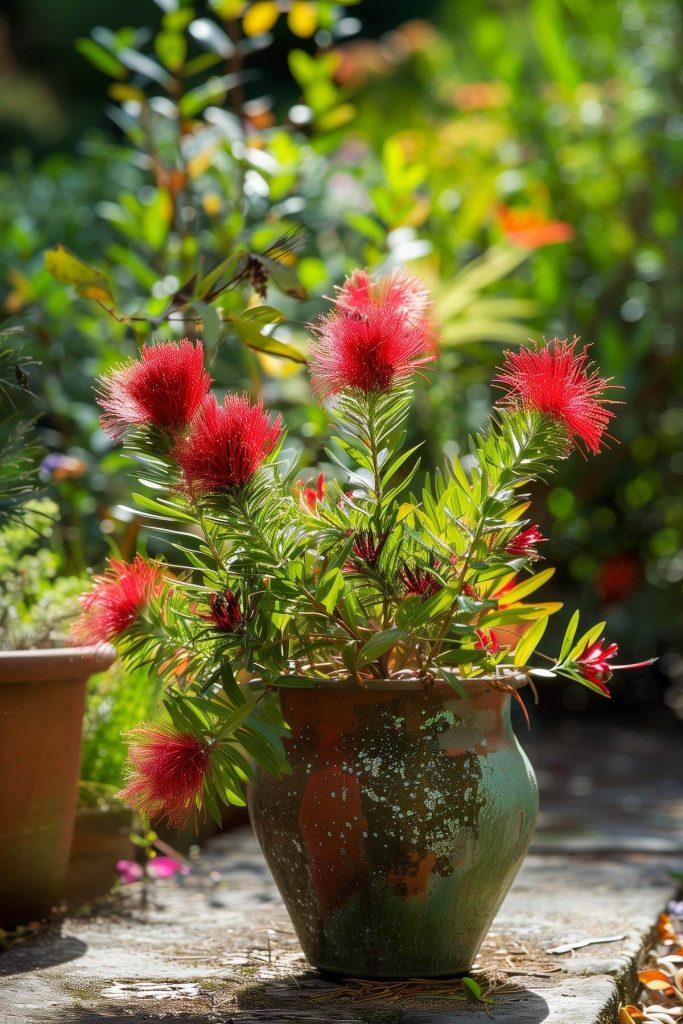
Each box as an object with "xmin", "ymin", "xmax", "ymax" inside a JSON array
[
  {"xmin": 668, "ymin": 899, "xmax": 683, "ymax": 917},
  {"xmin": 116, "ymin": 859, "xmax": 144, "ymax": 885}
]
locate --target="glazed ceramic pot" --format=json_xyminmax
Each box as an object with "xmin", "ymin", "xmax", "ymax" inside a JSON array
[
  {"xmin": 0, "ymin": 644, "xmax": 116, "ymax": 925},
  {"xmin": 249, "ymin": 677, "xmax": 538, "ymax": 978}
]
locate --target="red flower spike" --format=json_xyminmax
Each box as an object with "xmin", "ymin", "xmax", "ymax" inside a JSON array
[
  {"xmin": 72, "ymin": 555, "xmax": 165, "ymax": 644},
  {"xmin": 399, "ymin": 563, "xmax": 441, "ymax": 598},
  {"xmin": 574, "ymin": 638, "xmax": 656, "ymax": 696},
  {"xmin": 506, "ymin": 525, "xmax": 546, "ymax": 559},
  {"xmin": 497, "ymin": 205, "xmax": 575, "ymax": 250},
  {"xmin": 98, "ymin": 340, "xmax": 211, "ymax": 443},
  {"xmin": 120, "ymin": 724, "xmax": 212, "ymax": 830},
  {"xmin": 494, "ymin": 338, "xmax": 617, "ymax": 455},
  {"xmin": 204, "ymin": 591, "xmax": 243, "ymax": 633},
  {"xmin": 173, "ymin": 394, "xmax": 282, "ymax": 496},
  {"xmin": 294, "ymin": 471, "xmax": 326, "ymax": 513},
  {"xmin": 308, "ymin": 269, "xmax": 437, "ymax": 398}
]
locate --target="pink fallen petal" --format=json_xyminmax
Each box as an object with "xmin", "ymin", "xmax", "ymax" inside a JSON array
[
  {"xmin": 116, "ymin": 859, "xmax": 144, "ymax": 884},
  {"xmin": 146, "ymin": 856, "xmax": 190, "ymax": 879}
]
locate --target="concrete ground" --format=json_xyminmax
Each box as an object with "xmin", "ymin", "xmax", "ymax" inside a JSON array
[{"xmin": 1, "ymin": 718, "xmax": 681, "ymax": 1024}]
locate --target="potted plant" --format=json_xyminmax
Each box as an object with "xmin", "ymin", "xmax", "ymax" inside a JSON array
[
  {"xmin": 0, "ymin": 499, "xmax": 116, "ymax": 925},
  {"xmin": 0, "ymin": 338, "xmax": 116, "ymax": 925},
  {"xmin": 74, "ymin": 273, "xmax": 652, "ymax": 977}
]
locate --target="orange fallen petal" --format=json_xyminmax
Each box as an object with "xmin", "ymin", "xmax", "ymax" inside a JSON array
[
  {"xmin": 657, "ymin": 913, "xmax": 678, "ymax": 944},
  {"xmin": 638, "ymin": 967, "xmax": 674, "ymax": 992}
]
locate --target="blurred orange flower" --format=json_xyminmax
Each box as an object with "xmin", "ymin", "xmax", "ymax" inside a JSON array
[{"xmin": 498, "ymin": 205, "xmax": 575, "ymax": 249}]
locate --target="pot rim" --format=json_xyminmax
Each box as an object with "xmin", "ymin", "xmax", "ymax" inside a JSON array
[
  {"xmin": 266, "ymin": 672, "xmax": 527, "ymax": 695},
  {"xmin": 0, "ymin": 644, "xmax": 117, "ymax": 683}
]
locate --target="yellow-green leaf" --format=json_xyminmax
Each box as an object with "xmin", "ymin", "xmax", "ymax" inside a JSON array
[
  {"xmin": 514, "ymin": 616, "xmax": 549, "ymax": 668},
  {"xmin": 44, "ymin": 245, "xmax": 113, "ymax": 304},
  {"xmin": 497, "ymin": 567, "xmax": 554, "ymax": 605}
]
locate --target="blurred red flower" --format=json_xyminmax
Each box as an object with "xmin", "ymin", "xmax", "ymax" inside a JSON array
[
  {"xmin": 498, "ymin": 205, "xmax": 575, "ymax": 249},
  {"xmin": 120, "ymin": 724, "xmax": 212, "ymax": 829},
  {"xmin": 173, "ymin": 394, "xmax": 282, "ymax": 496},
  {"xmin": 72, "ymin": 555, "xmax": 165, "ymax": 643},
  {"xmin": 308, "ymin": 269, "xmax": 436, "ymax": 398},
  {"xmin": 494, "ymin": 338, "xmax": 617, "ymax": 454},
  {"xmin": 98, "ymin": 340, "xmax": 211, "ymax": 443}
]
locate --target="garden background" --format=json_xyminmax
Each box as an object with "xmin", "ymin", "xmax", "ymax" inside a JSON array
[{"xmin": 1, "ymin": 0, "xmax": 681, "ymax": 793}]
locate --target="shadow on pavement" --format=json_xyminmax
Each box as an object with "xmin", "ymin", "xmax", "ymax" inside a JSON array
[{"xmin": 0, "ymin": 933, "xmax": 87, "ymax": 976}]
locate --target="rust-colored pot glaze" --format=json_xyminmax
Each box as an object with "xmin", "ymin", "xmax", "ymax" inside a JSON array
[
  {"xmin": 249, "ymin": 678, "xmax": 538, "ymax": 978},
  {"xmin": 0, "ymin": 645, "xmax": 116, "ymax": 925}
]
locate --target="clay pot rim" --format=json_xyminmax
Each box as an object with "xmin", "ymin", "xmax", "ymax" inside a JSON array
[
  {"xmin": 270, "ymin": 673, "xmax": 527, "ymax": 695},
  {"xmin": 0, "ymin": 644, "xmax": 117, "ymax": 683}
]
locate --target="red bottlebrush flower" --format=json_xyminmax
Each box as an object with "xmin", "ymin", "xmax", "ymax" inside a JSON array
[
  {"xmin": 72, "ymin": 555, "xmax": 165, "ymax": 644},
  {"xmin": 497, "ymin": 205, "xmax": 575, "ymax": 249},
  {"xmin": 203, "ymin": 591, "xmax": 243, "ymax": 633},
  {"xmin": 294, "ymin": 471, "xmax": 326, "ymax": 513},
  {"xmin": 399, "ymin": 563, "xmax": 441, "ymax": 598},
  {"xmin": 506, "ymin": 525, "xmax": 546, "ymax": 559},
  {"xmin": 346, "ymin": 527, "xmax": 390, "ymax": 571},
  {"xmin": 573, "ymin": 638, "xmax": 655, "ymax": 696},
  {"xmin": 119, "ymin": 724, "xmax": 212, "ymax": 830},
  {"xmin": 98, "ymin": 340, "xmax": 211, "ymax": 443},
  {"xmin": 308, "ymin": 269, "xmax": 436, "ymax": 398},
  {"xmin": 173, "ymin": 394, "xmax": 282, "ymax": 496},
  {"xmin": 494, "ymin": 338, "xmax": 617, "ymax": 455}
]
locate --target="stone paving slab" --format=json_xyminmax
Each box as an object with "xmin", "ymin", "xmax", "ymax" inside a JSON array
[{"xmin": 1, "ymin": 721, "xmax": 680, "ymax": 1024}]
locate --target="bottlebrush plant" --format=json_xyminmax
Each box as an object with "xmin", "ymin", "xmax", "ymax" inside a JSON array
[{"xmin": 74, "ymin": 269, "xmax": 653, "ymax": 829}]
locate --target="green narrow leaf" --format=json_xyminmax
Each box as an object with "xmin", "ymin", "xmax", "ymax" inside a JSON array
[
  {"xmin": 357, "ymin": 627, "xmax": 403, "ymax": 668},
  {"xmin": 559, "ymin": 609, "xmax": 580, "ymax": 661},
  {"xmin": 513, "ymin": 615, "xmax": 549, "ymax": 668}
]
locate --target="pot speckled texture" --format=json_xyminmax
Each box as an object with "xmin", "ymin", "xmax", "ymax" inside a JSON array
[
  {"xmin": 248, "ymin": 679, "xmax": 538, "ymax": 978},
  {"xmin": 0, "ymin": 645, "xmax": 116, "ymax": 926}
]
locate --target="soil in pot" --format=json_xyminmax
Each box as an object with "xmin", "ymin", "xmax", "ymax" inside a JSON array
[{"xmin": 249, "ymin": 678, "xmax": 538, "ymax": 978}]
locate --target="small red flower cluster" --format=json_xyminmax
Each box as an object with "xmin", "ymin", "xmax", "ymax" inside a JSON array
[
  {"xmin": 294, "ymin": 471, "xmax": 326, "ymax": 513},
  {"xmin": 98, "ymin": 340, "xmax": 211, "ymax": 443},
  {"xmin": 308, "ymin": 268, "xmax": 436, "ymax": 397},
  {"xmin": 204, "ymin": 590, "xmax": 243, "ymax": 633},
  {"xmin": 573, "ymin": 639, "xmax": 655, "ymax": 696},
  {"xmin": 172, "ymin": 394, "xmax": 282, "ymax": 497},
  {"xmin": 495, "ymin": 338, "xmax": 616, "ymax": 455},
  {"xmin": 72, "ymin": 555, "xmax": 165, "ymax": 644},
  {"xmin": 506, "ymin": 525, "xmax": 546, "ymax": 559},
  {"xmin": 346, "ymin": 527, "xmax": 390, "ymax": 571},
  {"xmin": 120, "ymin": 724, "xmax": 212, "ymax": 829},
  {"xmin": 399, "ymin": 563, "xmax": 441, "ymax": 598}
]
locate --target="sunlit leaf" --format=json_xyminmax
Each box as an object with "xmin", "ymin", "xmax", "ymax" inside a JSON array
[{"xmin": 44, "ymin": 245, "xmax": 113, "ymax": 304}]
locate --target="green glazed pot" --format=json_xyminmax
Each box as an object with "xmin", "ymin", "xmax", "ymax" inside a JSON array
[{"xmin": 248, "ymin": 677, "xmax": 538, "ymax": 978}]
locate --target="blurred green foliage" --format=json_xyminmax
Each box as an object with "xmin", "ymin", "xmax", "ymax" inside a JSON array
[{"xmin": 0, "ymin": 0, "xmax": 681, "ymax": 708}]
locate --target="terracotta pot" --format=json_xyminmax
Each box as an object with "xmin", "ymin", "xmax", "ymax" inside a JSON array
[
  {"xmin": 249, "ymin": 678, "xmax": 538, "ymax": 978},
  {"xmin": 66, "ymin": 804, "xmax": 134, "ymax": 905},
  {"xmin": 0, "ymin": 645, "xmax": 116, "ymax": 926}
]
